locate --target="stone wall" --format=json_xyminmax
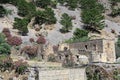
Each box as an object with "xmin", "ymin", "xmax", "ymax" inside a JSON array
[
  {"xmin": 39, "ymin": 68, "xmax": 86, "ymax": 80},
  {"xmin": 69, "ymin": 39, "xmax": 103, "ymax": 53},
  {"xmin": 68, "ymin": 39, "xmax": 116, "ymax": 63},
  {"xmin": 59, "ymin": 43, "xmax": 70, "ymax": 51},
  {"xmin": 103, "ymin": 39, "xmax": 116, "ymax": 63}
]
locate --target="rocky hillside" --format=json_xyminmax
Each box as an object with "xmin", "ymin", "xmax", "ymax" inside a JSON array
[{"xmin": 0, "ymin": 0, "xmax": 120, "ymax": 45}]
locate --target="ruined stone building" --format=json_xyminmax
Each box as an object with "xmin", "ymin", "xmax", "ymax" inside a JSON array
[
  {"xmin": 19, "ymin": 39, "xmax": 116, "ymax": 65},
  {"xmin": 58, "ymin": 39, "xmax": 116, "ymax": 64}
]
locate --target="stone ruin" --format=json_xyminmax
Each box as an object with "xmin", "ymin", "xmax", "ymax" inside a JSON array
[
  {"xmin": 55, "ymin": 39, "xmax": 116, "ymax": 66},
  {"xmin": 15, "ymin": 39, "xmax": 116, "ymax": 66}
]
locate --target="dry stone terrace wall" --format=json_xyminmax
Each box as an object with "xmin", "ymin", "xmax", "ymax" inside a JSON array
[{"xmin": 39, "ymin": 68, "xmax": 86, "ymax": 80}]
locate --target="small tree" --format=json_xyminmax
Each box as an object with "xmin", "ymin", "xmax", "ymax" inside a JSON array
[
  {"xmin": 15, "ymin": 0, "xmax": 36, "ymax": 18},
  {"xmin": 0, "ymin": 33, "xmax": 11, "ymax": 55},
  {"xmin": 65, "ymin": 28, "xmax": 89, "ymax": 43},
  {"xmin": 60, "ymin": 13, "xmax": 73, "ymax": 33},
  {"xmin": 81, "ymin": 8, "xmax": 104, "ymax": 31},
  {"xmin": 80, "ymin": 0, "xmax": 105, "ymax": 32},
  {"xmin": 36, "ymin": 36, "xmax": 46, "ymax": 60},
  {"xmin": 67, "ymin": 0, "xmax": 78, "ymax": 10},
  {"xmin": 0, "ymin": 6, "xmax": 6, "ymax": 17},
  {"xmin": 13, "ymin": 18, "xmax": 29, "ymax": 36},
  {"xmin": 36, "ymin": 36, "xmax": 46, "ymax": 44},
  {"xmin": 44, "ymin": 7, "xmax": 57, "ymax": 24},
  {"xmin": 7, "ymin": 36, "xmax": 22, "ymax": 46},
  {"xmin": 21, "ymin": 46, "xmax": 38, "ymax": 57},
  {"xmin": 73, "ymin": 28, "xmax": 89, "ymax": 38},
  {"xmin": 34, "ymin": 8, "xmax": 57, "ymax": 26}
]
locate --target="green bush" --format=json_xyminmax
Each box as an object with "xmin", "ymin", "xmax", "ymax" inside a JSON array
[
  {"xmin": 0, "ymin": 0, "xmax": 11, "ymax": 4},
  {"xmin": 34, "ymin": 7, "xmax": 56, "ymax": 25},
  {"xmin": 0, "ymin": 55, "xmax": 13, "ymax": 72},
  {"xmin": 0, "ymin": 6, "xmax": 6, "ymax": 17},
  {"xmin": 44, "ymin": 7, "xmax": 57, "ymax": 24},
  {"xmin": 14, "ymin": 60, "xmax": 28, "ymax": 74},
  {"xmin": 73, "ymin": 28, "xmax": 88, "ymax": 38},
  {"xmin": 67, "ymin": 0, "xmax": 78, "ymax": 10},
  {"xmin": 15, "ymin": 65, "xmax": 27, "ymax": 74},
  {"xmin": 81, "ymin": 8, "xmax": 104, "ymax": 30},
  {"xmin": 58, "ymin": 0, "xmax": 79, "ymax": 10},
  {"xmin": 3, "ymin": 0, "xmax": 36, "ymax": 19},
  {"xmin": 65, "ymin": 28, "xmax": 89, "ymax": 43},
  {"xmin": 35, "ymin": 0, "xmax": 57, "ymax": 8},
  {"xmin": 13, "ymin": 18, "xmax": 29, "ymax": 36},
  {"xmin": 20, "ymin": 2, "xmax": 35, "ymax": 18},
  {"xmin": 80, "ymin": 0, "xmax": 105, "ymax": 31},
  {"xmin": 0, "ymin": 33, "xmax": 11, "ymax": 55},
  {"xmin": 35, "ymin": 0, "xmax": 51, "ymax": 8},
  {"xmin": 15, "ymin": 0, "xmax": 36, "ymax": 19},
  {"xmin": 0, "ymin": 43, "xmax": 11, "ymax": 55},
  {"xmin": 60, "ymin": 13, "xmax": 72, "ymax": 33}
]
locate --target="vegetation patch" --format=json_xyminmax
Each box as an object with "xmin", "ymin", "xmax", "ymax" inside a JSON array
[
  {"xmin": 60, "ymin": 13, "xmax": 72, "ymax": 33},
  {"xmin": 13, "ymin": 18, "xmax": 29, "ymax": 36},
  {"xmin": 0, "ymin": 33, "xmax": 11, "ymax": 55},
  {"xmin": 80, "ymin": 0, "xmax": 105, "ymax": 32},
  {"xmin": 0, "ymin": 6, "xmax": 6, "ymax": 17},
  {"xmin": 58, "ymin": 0, "xmax": 79, "ymax": 10},
  {"xmin": 65, "ymin": 28, "xmax": 89, "ymax": 43},
  {"xmin": 35, "ymin": 0, "xmax": 57, "ymax": 8},
  {"xmin": 34, "ymin": 7, "xmax": 57, "ymax": 26},
  {"xmin": 14, "ymin": 60, "xmax": 28, "ymax": 75},
  {"xmin": 0, "ymin": 55, "xmax": 13, "ymax": 72}
]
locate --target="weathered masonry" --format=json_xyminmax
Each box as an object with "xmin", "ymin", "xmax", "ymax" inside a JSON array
[
  {"xmin": 69, "ymin": 39, "xmax": 116, "ymax": 63},
  {"xmin": 68, "ymin": 39, "xmax": 116, "ymax": 63},
  {"xmin": 39, "ymin": 68, "xmax": 86, "ymax": 80}
]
